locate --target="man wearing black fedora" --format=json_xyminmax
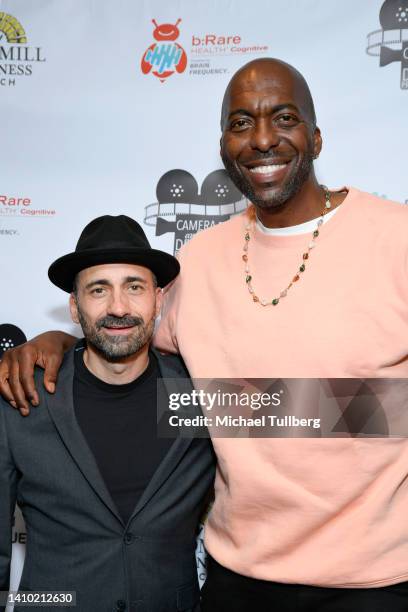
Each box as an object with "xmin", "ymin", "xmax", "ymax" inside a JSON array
[{"xmin": 0, "ymin": 215, "xmax": 214, "ymax": 612}]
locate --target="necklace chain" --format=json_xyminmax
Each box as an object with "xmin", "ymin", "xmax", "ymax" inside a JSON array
[{"xmin": 243, "ymin": 186, "xmax": 332, "ymax": 307}]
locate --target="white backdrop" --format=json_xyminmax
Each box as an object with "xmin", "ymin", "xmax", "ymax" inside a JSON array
[{"xmin": 1, "ymin": 0, "xmax": 407, "ymax": 606}]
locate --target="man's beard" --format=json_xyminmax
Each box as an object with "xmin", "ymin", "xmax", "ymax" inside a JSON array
[
  {"xmin": 76, "ymin": 306, "xmax": 155, "ymax": 362},
  {"xmin": 222, "ymin": 148, "xmax": 315, "ymax": 209}
]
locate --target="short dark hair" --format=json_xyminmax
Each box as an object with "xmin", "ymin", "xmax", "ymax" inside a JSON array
[{"xmin": 72, "ymin": 273, "xmax": 79, "ymax": 296}]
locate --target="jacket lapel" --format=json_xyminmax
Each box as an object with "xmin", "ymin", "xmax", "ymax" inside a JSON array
[
  {"xmin": 128, "ymin": 352, "xmax": 197, "ymax": 520},
  {"xmin": 44, "ymin": 348, "xmax": 124, "ymax": 526}
]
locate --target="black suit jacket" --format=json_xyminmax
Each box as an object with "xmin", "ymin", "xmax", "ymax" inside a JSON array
[{"xmin": 0, "ymin": 347, "xmax": 215, "ymax": 612}]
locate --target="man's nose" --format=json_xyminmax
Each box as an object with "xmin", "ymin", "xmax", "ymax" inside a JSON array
[
  {"xmin": 107, "ymin": 291, "xmax": 130, "ymax": 317},
  {"xmin": 250, "ymin": 118, "xmax": 280, "ymax": 152}
]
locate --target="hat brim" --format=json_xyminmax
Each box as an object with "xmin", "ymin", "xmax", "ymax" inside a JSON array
[{"xmin": 48, "ymin": 247, "xmax": 180, "ymax": 292}]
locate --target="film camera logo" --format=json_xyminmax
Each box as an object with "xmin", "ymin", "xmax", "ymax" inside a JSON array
[
  {"xmin": 141, "ymin": 19, "xmax": 187, "ymax": 83},
  {"xmin": 144, "ymin": 169, "xmax": 246, "ymax": 254},
  {"xmin": 367, "ymin": 0, "xmax": 408, "ymax": 89},
  {"xmin": 0, "ymin": 324, "xmax": 27, "ymax": 356}
]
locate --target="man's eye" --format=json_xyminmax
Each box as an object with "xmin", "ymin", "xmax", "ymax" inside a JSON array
[
  {"xmin": 91, "ymin": 287, "xmax": 105, "ymax": 295},
  {"xmin": 230, "ymin": 118, "xmax": 251, "ymax": 131},
  {"xmin": 129, "ymin": 284, "xmax": 143, "ymax": 292},
  {"xmin": 276, "ymin": 114, "xmax": 298, "ymax": 125}
]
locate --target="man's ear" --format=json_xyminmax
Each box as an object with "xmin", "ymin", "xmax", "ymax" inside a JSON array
[
  {"xmin": 313, "ymin": 126, "xmax": 322, "ymax": 158},
  {"xmin": 69, "ymin": 293, "xmax": 80, "ymax": 324}
]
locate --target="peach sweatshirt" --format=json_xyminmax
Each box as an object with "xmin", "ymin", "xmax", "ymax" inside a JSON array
[{"xmin": 155, "ymin": 188, "xmax": 408, "ymax": 587}]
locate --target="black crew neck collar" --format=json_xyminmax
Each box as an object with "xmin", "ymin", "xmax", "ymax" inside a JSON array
[{"xmin": 73, "ymin": 339, "xmax": 157, "ymax": 394}]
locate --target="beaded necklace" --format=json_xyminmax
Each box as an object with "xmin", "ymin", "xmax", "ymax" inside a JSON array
[{"xmin": 243, "ymin": 186, "xmax": 332, "ymax": 307}]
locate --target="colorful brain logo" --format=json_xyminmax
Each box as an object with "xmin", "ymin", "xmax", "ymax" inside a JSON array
[{"xmin": 141, "ymin": 19, "xmax": 187, "ymax": 82}]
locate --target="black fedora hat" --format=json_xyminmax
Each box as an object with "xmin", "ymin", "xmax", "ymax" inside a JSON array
[{"xmin": 48, "ymin": 215, "xmax": 180, "ymax": 292}]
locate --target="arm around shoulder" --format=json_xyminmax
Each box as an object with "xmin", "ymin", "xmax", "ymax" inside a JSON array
[{"xmin": 0, "ymin": 331, "xmax": 77, "ymax": 415}]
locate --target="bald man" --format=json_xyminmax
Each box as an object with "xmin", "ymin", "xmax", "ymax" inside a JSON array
[{"xmin": 1, "ymin": 59, "xmax": 408, "ymax": 611}]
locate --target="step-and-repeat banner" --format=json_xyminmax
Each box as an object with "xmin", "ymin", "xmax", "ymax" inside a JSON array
[{"xmin": 1, "ymin": 0, "xmax": 406, "ymax": 605}]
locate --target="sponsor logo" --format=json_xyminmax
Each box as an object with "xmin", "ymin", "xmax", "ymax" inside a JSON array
[
  {"xmin": 367, "ymin": 0, "xmax": 408, "ymax": 89},
  {"xmin": 0, "ymin": 12, "xmax": 46, "ymax": 87},
  {"xmin": 141, "ymin": 19, "xmax": 187, "ymax": 82},
  {"xmin": 189, "ymin": 31, "xmax": 269, "ymax": 77},
  {"xmin": 0, "ymin": 324, "xmax": 27, "ymax": 356},
  {"xmin": 12, "ymin": 509, "xmax": 27, "ymax": 545},
  {"xmin": 0, "ymin": 193, "xmax": 56, "ymax": 236},
  {"xmin": 196, "ymin": 503, "xmax": 212, "ymax": 585},
  {"xmin": 0, "ymin": 194, "xmax": 56, "ymax": 219},
  {"xmin": 144, "ymin": 169, "xmax": 246, "ymax": 254},
  {"xmin": 12, "ymin": 529, "xmax": 27, "ymax": 545},
  {"xmin": 196, "ymin": 523, "xmax": 206, "ymax": 585}
]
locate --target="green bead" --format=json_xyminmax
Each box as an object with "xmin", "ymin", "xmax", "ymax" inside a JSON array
[
  {"xmin": 313, "ymin": 230, "xmax": 319, "ymax": 238},
  {"xmin": 299, "ymin": 264, "xmax": 306, "ymax": 272},
  {"xmin": 272, "ymin": 298, "xmax": 279, "ymax": 306},
  {"xmin": 245, "ymin": 233, "xmax": 250, "ymax": 241},
  {"xmin": 246, "ymin": 275, "xmax": 252, "ymax": 283}
]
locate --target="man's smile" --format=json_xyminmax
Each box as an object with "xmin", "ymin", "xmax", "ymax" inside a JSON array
[{"xmin": 243, "ymin": 159, "xmax": 292, "ymax": 184}]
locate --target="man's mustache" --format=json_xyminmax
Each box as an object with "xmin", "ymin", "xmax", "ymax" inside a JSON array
[{"xmin": 96, "ymin": 315, "xmax": 144, "ymax": 330}]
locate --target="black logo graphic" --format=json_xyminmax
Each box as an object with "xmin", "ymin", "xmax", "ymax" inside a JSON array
[
  {"xmin": 0, "ymin": 323, "xmax": 26, "ymax": 355},
  {"xmin": 367, "ymin": 0, "xmax": 408, "ymax": 89},
  {"xmin": 144, "ymin": 169, "xmax": 246, "ymax": 254}
]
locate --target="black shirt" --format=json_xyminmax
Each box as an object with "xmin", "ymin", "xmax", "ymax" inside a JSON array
[{"xmin": 73, "ymin": 343, "xmax": 173, "ymax": 524}]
